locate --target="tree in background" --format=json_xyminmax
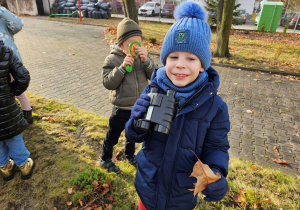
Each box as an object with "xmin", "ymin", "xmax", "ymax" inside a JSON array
[
  {"xmin": 205, "ymin": 0, "xmax": 241, "ymax": 26},
  {"xmin": 281, "ymin": 0, "xmax": 299, "ymax": 13},
  {"xmin": 214, "ymin": 0, "xmax": 236, "ymax": 57},
  {"xmin": 124, "ymin": 0, "xmax": 139, "ymax": 24}
]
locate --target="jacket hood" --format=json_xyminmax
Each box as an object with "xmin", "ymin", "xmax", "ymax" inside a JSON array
[{"xmin": 109, "ymin": 44, "xmax": 126, "ymax": 57}]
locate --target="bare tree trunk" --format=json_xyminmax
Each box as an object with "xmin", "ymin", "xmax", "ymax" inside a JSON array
[
  {"xmin": 214, "ymin": 0, "xmax": 235, "ymax": 57},
  {"xmin": 124, "ymin": 0, "xmax": 139, "ymax": 24},
  {"xmin": 214, "ymin": 0, "xmax": 224, "ymax": 57}
]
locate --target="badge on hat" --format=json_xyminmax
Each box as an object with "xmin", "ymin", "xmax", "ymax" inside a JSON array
[{"xmin": 174, "ymin": 30, "xmax": 190, "ymax": 44}]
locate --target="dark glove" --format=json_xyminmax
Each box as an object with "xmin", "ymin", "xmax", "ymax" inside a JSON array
[
  {"xmin": 132, "ymin": 94, "xmax": 151, "ymax": 121},
  {"xmin": 202, "ymin": 168, "xmax": 229, "ymax": 202}
]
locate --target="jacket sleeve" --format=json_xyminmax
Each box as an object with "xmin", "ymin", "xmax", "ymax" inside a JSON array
[
  {"xmin": 9, "ymin": 50, "xmax": 30, "ymax": 96},
  {"xmin": 102, "ymin": 55, "xmax": 126, "ymax": 90},
  {"xmin": 125, "ymin": 117, "xmax": 150, "ymax": 143},
  {"xmin": 0, "ymin": 6, "xmax": 24, "ymax": 35},
  {"xmin": 125, "ymin": 86, "xmax": 151, "ymax": 143},
  {"xmin": 142, "ymin": 55, "xmax": 158, "ymax": 79},
  {"xmin": 201, "ymin": 101, "xmax": 230, "ymax": 177}
]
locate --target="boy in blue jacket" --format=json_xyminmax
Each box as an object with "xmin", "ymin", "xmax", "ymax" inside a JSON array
[{"xmin": 125, "ymin": 1, "xmax": 230, "ymax": 209}]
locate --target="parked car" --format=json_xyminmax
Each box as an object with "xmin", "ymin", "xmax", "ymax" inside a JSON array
[
  {"xmin": 233, "ymin": 9, "xmax": 247, "ymax": 25},
  {"xmin": 161, "ymin": 3, "xmax": 176, "ymax": 18},
  {"xmin": 289, "ymin": 14, "xmax": 300, "ymax": 29},
  {"xmin": 288, "ymin": 13, "xmax": 300, "ymax": 29},
  {"xmin": 138, "ymin": 2, "xmax": 160, "ymax": 16},
  {"xmin": 280, "ymin": 11, "xmax": 297, "ymax": 27}
]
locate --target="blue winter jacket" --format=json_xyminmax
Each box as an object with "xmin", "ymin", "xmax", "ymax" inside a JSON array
[
  {"xmin": 125, "ymin": 66, "xmax": 230, "ymax": 210},
  {"xmin": 0, "ymin": 6, "xmax": 24, "ymax": 61}
]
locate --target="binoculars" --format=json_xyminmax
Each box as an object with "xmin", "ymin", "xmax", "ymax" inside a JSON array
[{"xmin": 136, "ymin": 86, "xmax": 176, "ymax": 135}]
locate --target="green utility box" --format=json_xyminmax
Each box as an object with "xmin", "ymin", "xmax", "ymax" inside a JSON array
[{"xmin": 257, "ymin": 1, "xmax": 284, "ymax": 32}]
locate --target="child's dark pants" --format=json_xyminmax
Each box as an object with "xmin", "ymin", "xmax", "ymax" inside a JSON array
[{"xmin": 101, "ymin": 107, "xmax": 135, "ymax": 161}]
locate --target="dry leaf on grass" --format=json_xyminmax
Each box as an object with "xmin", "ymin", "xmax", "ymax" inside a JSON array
[
  {"xmin": 79, "ymin": 200, "xmax": 84, "ymax": 206},
  {"xmin": 188, "ymin": 149, "xmax": 221, "ymax": 197}
]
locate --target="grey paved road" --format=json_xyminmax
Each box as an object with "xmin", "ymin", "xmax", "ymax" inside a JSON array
[{"xmin": 15, "ymin": 17, "xmax": 300, "ymax": 177}]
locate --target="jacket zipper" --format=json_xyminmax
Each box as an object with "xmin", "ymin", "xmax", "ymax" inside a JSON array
[{"xmin": 133, "ymin": 65, "xmax": 139, "ymax": 98}]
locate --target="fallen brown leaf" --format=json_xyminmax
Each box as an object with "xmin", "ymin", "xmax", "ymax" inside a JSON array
[
  {"xmin": 66, "ymin": 201, "xmax": 72, "ymax": 206},
  {"xmin": 188, "ymin": 149, "xmax": 221, "ymax": 197},
  {"xmin": 79, "ymin": 199, "xmax": 84, "ymax": 206},
  {"xmin": 253, "ymin": 202, "xmax": 260, "ymax": 209},
  {"xmin": 106, "ymin": 196, "xmax": 114, "ymax": 201},
  {"xmin": 272, "ymin": 158, "xmax": 289, "ymax": 165},
  {"xmin": 100, "ymin": 188, "xmax": 110, "ymax": 197},
  {"xmin": 68, "ymin": 188, "xmax": 73, "ymax": 194},
  {"xmin": 102, "ymin": 183, "xmax": 109, "ymax": 188},
  {"xmin": 234, "ymin": 194, "xmax": 246, "ymax": 203},
  {"xmin": 239, "ymin": 188, "xmax": 246, "ymax": 194},
  {"xmin": 263, "ymin": 198, "xmax": 271, "ymax": 202}
]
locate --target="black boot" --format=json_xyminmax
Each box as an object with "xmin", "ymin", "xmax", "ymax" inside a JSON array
[{"xmin": 23, "ymin": 109, "xmax": 33, "ymax": 124}]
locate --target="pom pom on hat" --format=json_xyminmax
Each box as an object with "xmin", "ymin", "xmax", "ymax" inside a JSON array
[
  {"xmin": 174, "ymin": 1, "xmax": 207, "ymax": 21},
  {"xmin": 160, "ymin": 1, "xmax": 212, "ymax": 70}
]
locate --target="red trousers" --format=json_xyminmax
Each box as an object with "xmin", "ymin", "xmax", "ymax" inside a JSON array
[{"xmin": 138, "ymin": 199, "xmax": 147, "ymax": 210}]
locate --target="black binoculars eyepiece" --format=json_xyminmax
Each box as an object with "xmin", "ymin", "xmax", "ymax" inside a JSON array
[{"xmin": 136, "ymin": 86, "xmax": 176, "ymax": 135}]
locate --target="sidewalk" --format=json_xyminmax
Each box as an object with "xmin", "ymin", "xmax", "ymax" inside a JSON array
[{"xmin": 15, "ymin": 17, "xmax": 300, "ymax": 177}]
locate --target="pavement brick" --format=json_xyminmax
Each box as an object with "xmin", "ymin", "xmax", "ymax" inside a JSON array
[
  {"xmin": 15, "ymin": 17, "xmax": 300, "ymax": 175},
  {"xmin": 241, "ymin": 147, "xmax": 254, "ymax": 157},
  {"xmin": 254, "ymin": 145, "xmax": 266, "ymax": 155}
]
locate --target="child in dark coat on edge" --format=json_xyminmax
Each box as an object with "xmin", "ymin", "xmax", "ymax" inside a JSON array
[
  {"xmin": 0, "ymin": 41, "xmax": 35, "ymax": 181},
  {"xmin": 125, "ymin": 1, "xmax": 230, "ymax": 209},
  {"xmin": 100, "ymin": 18, "xmax": 157, "ymax": 173},
  {"xmin": 0, "ymin": 6, "xmax": 33, "ymax": 124}
]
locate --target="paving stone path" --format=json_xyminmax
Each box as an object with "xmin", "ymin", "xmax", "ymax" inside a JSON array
[{"xmin": 15, "ymin": 17, "xmax": 300, "ymax": 176}]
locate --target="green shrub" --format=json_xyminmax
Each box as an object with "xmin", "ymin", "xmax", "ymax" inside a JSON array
[
  {"xmin": 282, "ymin": 22, "xmax": 289, "ymax": 35},
  {"xmin": 259, "ymin": 21, "xmax": 265, "ymax": 32},
  {"xmin": 71, "ymin": 167, "xmax": 115, "ymax": 204}
]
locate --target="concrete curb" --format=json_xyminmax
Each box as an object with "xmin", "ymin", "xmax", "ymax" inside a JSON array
[{"xmin": 210, "ymin": 62, "xmax": 300, "ymax": 77}]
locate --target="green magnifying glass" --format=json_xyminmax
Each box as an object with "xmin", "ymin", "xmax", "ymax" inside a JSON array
[{"xmin": 125, "ymin": 41, "xmax": 142, "ymax": 72}]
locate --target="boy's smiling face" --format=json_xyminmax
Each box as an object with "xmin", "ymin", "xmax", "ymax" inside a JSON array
[
  {"xmin": 165, "ymin": 51, "xmax": 204, "ymax": 87},
  {"xmin": 119, "ymin": 36, "xmax": 142, "ymax": 55}
]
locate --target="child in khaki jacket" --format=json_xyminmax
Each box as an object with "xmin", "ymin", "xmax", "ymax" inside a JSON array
[{"xmin": 100, "ymin": 18, "xmax": 157, "ymax": 173}]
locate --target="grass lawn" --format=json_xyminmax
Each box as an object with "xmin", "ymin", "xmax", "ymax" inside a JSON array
[
  {"xmin": 0, "ymin": 93, "xmax": 299, "ymax": 209},
  {"xmin": 47, "ymin": 17, "xmax": 300, "ymax": 76}
]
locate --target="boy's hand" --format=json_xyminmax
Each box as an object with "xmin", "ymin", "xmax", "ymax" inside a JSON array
[
  {"xmin": 122, "ymin": 54, "xmax": 135, "ymax": 68},
  {"xmin": 202, "ymin": 168, "xmax": 229, "ymax": 202},
  {"xmin": 132, "ymin": 94, "xmax": 151, "ymax": 121},
  {"xmin": 135, "ymin": 46, "xmax": 148, "ymax": 63}
]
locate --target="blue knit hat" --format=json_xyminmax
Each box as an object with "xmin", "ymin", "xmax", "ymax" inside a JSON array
[{"xmin": 160, "ymin": 1, "xmax": 212, "ymax": 70}]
